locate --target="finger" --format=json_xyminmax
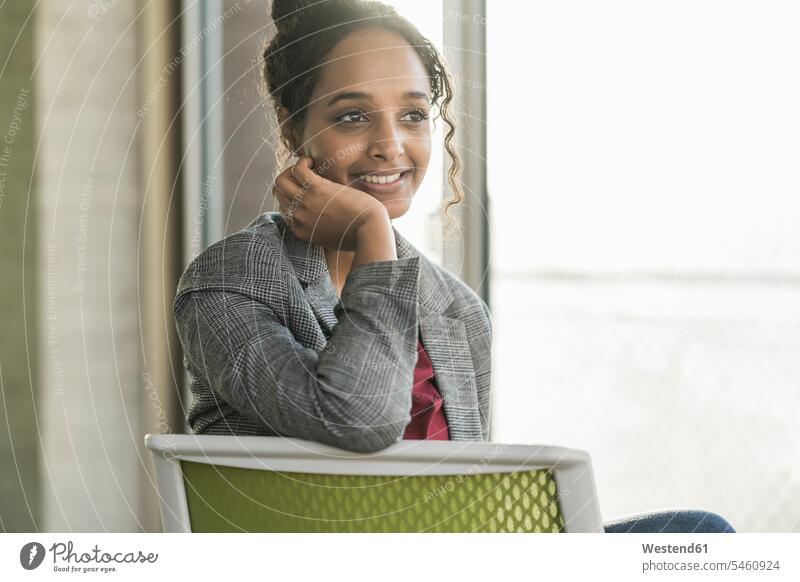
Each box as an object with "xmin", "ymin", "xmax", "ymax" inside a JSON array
[
  {"xmin": 274, "ymin": 172, "xmax": 304, "ymax": 202},
  {"xmin": 272, "ymin": 178, "xmax": 304, "ymax": 225},
  {"xmin": 291, "ymin": 156, "xmax": 319, "ymax": 188},
  {"xmin": 272, "ymin": 180, "xmax": 291, "ymax": 207},
  {"xmin": 281, "ymin": 165, "xmax": 310, "ymax": 197}
]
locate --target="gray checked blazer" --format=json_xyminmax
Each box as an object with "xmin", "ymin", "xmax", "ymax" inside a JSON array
[{"xmin": 173, "ymin": 211, "xmax": 492, "ymax": 453}]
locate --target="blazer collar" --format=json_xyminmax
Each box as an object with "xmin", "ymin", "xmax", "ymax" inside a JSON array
[{"xmin": 281, "ymin": 217, "xmax": 454, "ymax": 314}]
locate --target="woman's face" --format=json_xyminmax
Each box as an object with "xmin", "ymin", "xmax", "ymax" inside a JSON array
[{"xmin": 284, "ymin": 27, "xmax": 432, "ymax": 220}]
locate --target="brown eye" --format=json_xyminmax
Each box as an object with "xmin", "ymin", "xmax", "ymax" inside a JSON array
[
  {"xmin": 336, "ymin": 109, "xmax": 368, "ymax": 124},
  {"xmin": 401, "ymin": 109, "xmax": 429, "ymax": 123}
]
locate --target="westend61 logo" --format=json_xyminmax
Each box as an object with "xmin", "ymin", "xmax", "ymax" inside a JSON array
[{"xmin": 19, "ymin": 541, "xmax": 158, "ymax": 573}]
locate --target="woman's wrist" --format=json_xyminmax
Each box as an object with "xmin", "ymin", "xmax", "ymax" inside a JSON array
[{"xmin": 351, "ymin": 211, "xmax": 397, "ymax": 271}]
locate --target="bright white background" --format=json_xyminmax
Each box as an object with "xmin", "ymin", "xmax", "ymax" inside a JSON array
[{"xmin": 487, "ymin": 1, "xmax": 800, "ymax": 532}]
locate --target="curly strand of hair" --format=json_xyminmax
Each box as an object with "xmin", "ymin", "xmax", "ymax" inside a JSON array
[{"xmin": 439, "ymin": 66, "xmax": 464, "ymax": 230}]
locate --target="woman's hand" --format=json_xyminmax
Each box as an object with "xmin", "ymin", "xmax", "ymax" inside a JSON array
[{"xmin": 273, "ymin": 156, "xmax": 389, "ymax": 251}]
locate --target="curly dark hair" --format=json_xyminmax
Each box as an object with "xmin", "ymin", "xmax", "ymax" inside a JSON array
[{"xmin": 260, "ymin": 0, "xmax": 463, "ymax": 217}]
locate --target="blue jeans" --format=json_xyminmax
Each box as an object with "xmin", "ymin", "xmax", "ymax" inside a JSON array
[{"xmin": 603, "ymin": 509, "xmax": 736, "ymax": 533}]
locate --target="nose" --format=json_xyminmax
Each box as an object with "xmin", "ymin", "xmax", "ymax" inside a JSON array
[{"xmin": 366, "ymin": 113, "xmax": 405, "ymax": 163}]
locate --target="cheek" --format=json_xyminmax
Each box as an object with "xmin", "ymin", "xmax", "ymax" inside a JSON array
[
  {"xmin": 308, "ymin": 135, "xmax": 360, "ymax": 183},
  {"xmin": 410, "ymin": 131, "xmax": 432, "ymax": 159},
  {"xmin": 410, "ymin": 138, "xmax": 432, "ymax": 182}
]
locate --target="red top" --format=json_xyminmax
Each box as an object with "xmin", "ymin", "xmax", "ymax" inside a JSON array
[{"xmin": 402, "ymin": 338, "xmax": 450, "ymax": 440}]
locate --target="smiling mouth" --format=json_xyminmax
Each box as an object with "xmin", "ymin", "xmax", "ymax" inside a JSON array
[
  {"xmin": 361, "ymin": 171, "xmax": 407, "ymax": 184},
  {"xmin": 351, "ymin": 170, "xmax": 412, "ymax": 193}
]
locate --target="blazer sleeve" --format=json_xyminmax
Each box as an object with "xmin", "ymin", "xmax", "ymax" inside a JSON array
[
  {"xmin": 478, "ymin": 298, "xmax": 493, "ymax": 441},
  {"xmin": 174, "ymin": 252, "xmax": 420, "ymax": 454}
]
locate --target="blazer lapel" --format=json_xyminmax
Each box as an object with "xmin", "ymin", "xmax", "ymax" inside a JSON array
[
  {"xmin": 282, "ymin": 220, "xmax": 339, "ymax": 337},
  {"xmin": 395, "ymin": 231, "xmax": 484, "ymax": 441},
  {"xmin": 416, "ymin": 311, "xmax": 484, "ymax": 440},
  {"xmin": 281, "ymin": 217, "xmax": 483, "ymax": 440}
]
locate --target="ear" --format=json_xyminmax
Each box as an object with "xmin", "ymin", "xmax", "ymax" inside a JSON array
[{"xmin": 276, "ymin": 106, "xmax": 301, "ymax": 156}]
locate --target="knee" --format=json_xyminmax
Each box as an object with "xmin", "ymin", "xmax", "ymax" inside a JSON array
[
  {"xmin": 603, "ymin": 509, "xmax": 737, "ymax": 533},
  {"xmin": 689, "ymin": 510, "xmax": 736, "ymax": 533}
]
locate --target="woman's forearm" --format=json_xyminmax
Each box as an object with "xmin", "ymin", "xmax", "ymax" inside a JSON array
[{"xmin": 350, "ymin": 213, "xmax": 397, "ymax": 272}]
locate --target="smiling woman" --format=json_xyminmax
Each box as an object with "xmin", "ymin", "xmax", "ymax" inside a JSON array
[{"xmin": 172, "ymin": 0, "xmax": 492, "ymax": 458}]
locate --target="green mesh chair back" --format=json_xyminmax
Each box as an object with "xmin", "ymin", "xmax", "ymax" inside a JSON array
[
  {"xmin": 144, "ymin": 435, "xmax": 603, "ymax": 533},
  {"xmin": 182, "ymin": 461, "xmax": 565, "ymax": 532}
]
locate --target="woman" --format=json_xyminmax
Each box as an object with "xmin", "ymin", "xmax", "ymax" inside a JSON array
[{"xmin": 173, "ymin": 0, "xmax": 735, "ymax": 533}]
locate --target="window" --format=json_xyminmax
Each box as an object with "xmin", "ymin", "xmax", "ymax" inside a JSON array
[{"xmin": 487, "ymin": 1, "xmax": 800, "ymax": 531}]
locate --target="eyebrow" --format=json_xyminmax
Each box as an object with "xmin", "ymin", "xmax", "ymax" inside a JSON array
[{"xmin": 326, "ymin": 90, "xmax": 430, "ymax": 107}]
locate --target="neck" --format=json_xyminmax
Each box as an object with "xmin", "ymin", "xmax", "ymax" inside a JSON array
[{"xmin": 325, "ymin": 247, "xmax": 355, "ymax": 298}]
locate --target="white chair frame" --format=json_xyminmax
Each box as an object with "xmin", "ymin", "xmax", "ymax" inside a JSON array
[{"xmin": 145, "ymin": 434, "xmax": 604, "ymax": 533}]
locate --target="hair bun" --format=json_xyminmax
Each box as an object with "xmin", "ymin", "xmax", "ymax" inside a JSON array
[{"xmin": 271, "ymin": 0, "xmax": 318, "ymax": 32}]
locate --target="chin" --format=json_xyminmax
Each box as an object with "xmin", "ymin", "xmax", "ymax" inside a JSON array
[{"xmin": 382, "ymin": 199, "xmax": 412, "ymax": 220}]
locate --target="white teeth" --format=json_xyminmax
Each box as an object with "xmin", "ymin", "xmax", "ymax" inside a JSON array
[{"xmin": 362, "ymin": 172, "xmax": 403, "ymax": 184}]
